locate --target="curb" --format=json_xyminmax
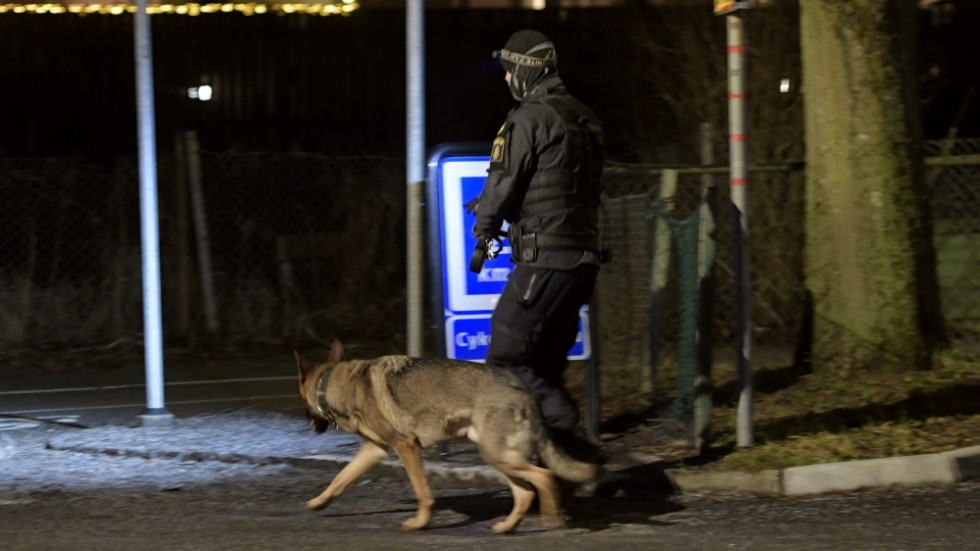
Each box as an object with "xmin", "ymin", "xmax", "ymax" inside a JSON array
[{"xmin": 666, "ymin": 445, "xmax": 980, "ymax": 496}]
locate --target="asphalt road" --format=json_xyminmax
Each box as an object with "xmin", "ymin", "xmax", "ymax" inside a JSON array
[
  {"xmin": 3, "ymin": 424, "xmax": 979, "ymax": 551},
  {"xmin": 0, "ymin": 356, "xmax": 299, "ymax": 427},
  {"xmin": 3, "ymin": 359, "xmax": 980, "ymax": 549}
]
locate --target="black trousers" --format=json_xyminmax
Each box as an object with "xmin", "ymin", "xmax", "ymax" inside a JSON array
[{"xmin": 485, "ymin": 263, "xmax": 599, "ymax": 431}]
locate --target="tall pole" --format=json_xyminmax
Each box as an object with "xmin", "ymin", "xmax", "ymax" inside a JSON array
[
  {"xmin": 725, "ymin": 10, "xmax": 753, "ymax": 448},
  {"xmin": 406, "ymin": 0, "xmax": 425, "ymax": 357},
  {"xmin": 134, "ymin": 0, "xmax": 172, "ymax": 426}
]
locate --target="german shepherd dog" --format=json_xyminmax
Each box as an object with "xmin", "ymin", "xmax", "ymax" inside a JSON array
[{"xmin": 295, "ymin": 340, "xmax": 600, "ymax": 534}]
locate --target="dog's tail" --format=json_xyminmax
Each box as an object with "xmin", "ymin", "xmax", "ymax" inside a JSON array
[{"xmin": 537, "ymin": 429, "xmax": 602, "ymax": 483}]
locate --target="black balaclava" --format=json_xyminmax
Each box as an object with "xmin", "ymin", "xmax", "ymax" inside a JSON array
[{"xmin": 492, "ymin": 30, "xmax": 558, "ymax": 102}]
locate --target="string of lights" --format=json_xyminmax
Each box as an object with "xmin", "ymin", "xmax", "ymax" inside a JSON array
[{"xmin": 0, "ymin": 1, "xmax": 358, "ymax": 16}]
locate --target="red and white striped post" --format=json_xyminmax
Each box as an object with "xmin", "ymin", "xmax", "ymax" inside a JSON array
[{"xmin": 716, "ymin": 0, "xmax": 753, "ymax": 448}]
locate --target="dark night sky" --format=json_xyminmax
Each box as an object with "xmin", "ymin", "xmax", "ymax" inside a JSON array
[{"xmin": 0, "ymin": 5, "xmax": 977, "ymax": 159}]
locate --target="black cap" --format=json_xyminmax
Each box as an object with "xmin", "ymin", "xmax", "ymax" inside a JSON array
[{"xmin": 492, "ymin": 29, "xmax": 557, "ymax": 74}]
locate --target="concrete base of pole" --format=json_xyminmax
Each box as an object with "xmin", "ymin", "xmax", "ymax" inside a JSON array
[{"xmin": 139, "ymin": 409, "xmax": 174, "ymax": 427}]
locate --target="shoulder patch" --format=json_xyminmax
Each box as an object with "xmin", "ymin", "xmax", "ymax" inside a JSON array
[
  {"xmin": 490, "ymin": 136, "xmax": 505, "ymax": 163},
  {"xmin": 491, "ymin": 121, "xmax": 512, "ymax": 164}
]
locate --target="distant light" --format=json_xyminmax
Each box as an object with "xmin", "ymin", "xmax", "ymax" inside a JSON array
[
  {"xmin": 779, "ymin": 78, "xmax": 791, "ymax": 93},
  {"xmin": 187, "ymin": 85, "xmax": 213, "ymax": 102},
  {"xmin": 530, "ymin": 0, "xmax": 546, "ymax": 10}
]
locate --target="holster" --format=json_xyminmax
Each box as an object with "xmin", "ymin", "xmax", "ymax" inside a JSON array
[{"xmin": 508, "ymin": 225, "xmax": 537, "ymax": 263}]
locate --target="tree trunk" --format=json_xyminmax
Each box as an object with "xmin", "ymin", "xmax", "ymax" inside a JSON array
[{"xmin": 800, "ymin": 0, "xmax": 946, "ymax": 371}]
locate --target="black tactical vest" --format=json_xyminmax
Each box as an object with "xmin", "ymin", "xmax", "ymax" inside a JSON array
[{"xmin": 519, "ymin": 94, "xmax": 604, "ymax": 223}]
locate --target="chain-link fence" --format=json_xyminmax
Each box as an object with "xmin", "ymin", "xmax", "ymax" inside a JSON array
[
  {"xmin": 1, "ymin": 140, "xmax": 977, "ymax": 380},
  {"xmin": 594, "ymin": 159, "xmax": 808, "ymax": 405},
  {"xmin": 0, "ymin": 151, "xmax": 407, "ymax": 351},
  {"xmin": 595, "ymin": 140, "xmax": 980, "ymax": 407},
  {"xmin": 0, "ymin": 157, "xmax": 146, "ymax": 347},
  {"xmin": 926, "ymin": 138, "xmax": 980, "ymax": 345},
  {"xmin": 187, "ymin": 151, "xmax": 408, "ymax": 347}
]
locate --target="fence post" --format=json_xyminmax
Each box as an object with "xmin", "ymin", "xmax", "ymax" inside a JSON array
[
  {"xmin": 694, "ymin": 123, "xmax": 718, "ymax": 451},
  {"xmin": 185, "ymin": 131, "xmax": 220, "ymax": 335},
  {"xmin": 173, "ymin": 131, "xmax": 192, "ymax": 344},
  {"xmin": 646, "ymin": 169, "xmax": 677, "ymax": 397}
]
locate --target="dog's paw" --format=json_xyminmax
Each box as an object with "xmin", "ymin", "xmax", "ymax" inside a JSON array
[
  {"xmin": 306, "ymin": 496, "xmax": 333, "ymax": 511},
  {"xmin": 401, "ymin": 516, "xmax": 428, "ymax": 531},
  {"xmin": 491, "ymin": 520, "xmax": 517, "ymax": 534}
]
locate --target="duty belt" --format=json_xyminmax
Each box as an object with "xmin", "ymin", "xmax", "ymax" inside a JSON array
[
  {"xmin": 509, "ymin": 227, "xmax": 599, "ymax": 263},
  {"xmin": 531, "ymin": 233, "xmax": 599, "ymax": 251}
]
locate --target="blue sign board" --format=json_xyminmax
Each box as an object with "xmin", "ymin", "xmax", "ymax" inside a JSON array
[{"xmin": 426, "ymin": 145, "xmax": 590, "ymax": 361}]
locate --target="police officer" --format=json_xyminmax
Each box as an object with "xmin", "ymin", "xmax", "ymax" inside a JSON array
[{"xmin": 468, "ymin": 29, "xmax": 605, "ymax": 458}]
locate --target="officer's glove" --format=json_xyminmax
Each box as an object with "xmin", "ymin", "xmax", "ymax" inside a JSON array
[
  {"xmin": 464, "ymin": 196, "xmax": 480, "ymax": 215},
  {"xmin": 469, "ymin": 233, "xmax": 502, "ymax": 274}
]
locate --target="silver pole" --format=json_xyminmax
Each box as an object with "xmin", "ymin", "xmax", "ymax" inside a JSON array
[
  {"xmin": 727, "ymin": 13, "xmax": 752, "ymax": 448},
  {"xmin": 134, "ymin": 0, "xmax": 172, "ymax": 426},
  {"xmin": 406, "ymin": 0, "xmax": 425, "ymax": 357}
]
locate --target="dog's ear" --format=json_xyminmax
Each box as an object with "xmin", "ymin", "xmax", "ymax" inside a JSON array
[
  {"xmin": 328, "ymin": 339, "xmax": 345, "ymax": 363},
  {"xmin": 295, "ymin": 349, "xmax": 312, "ymax": 384}
]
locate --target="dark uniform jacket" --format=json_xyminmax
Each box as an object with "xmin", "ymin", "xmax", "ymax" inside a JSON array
[{"xmin": 474, "ymin": 75, "xmax": 604, "ymax": 271}]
